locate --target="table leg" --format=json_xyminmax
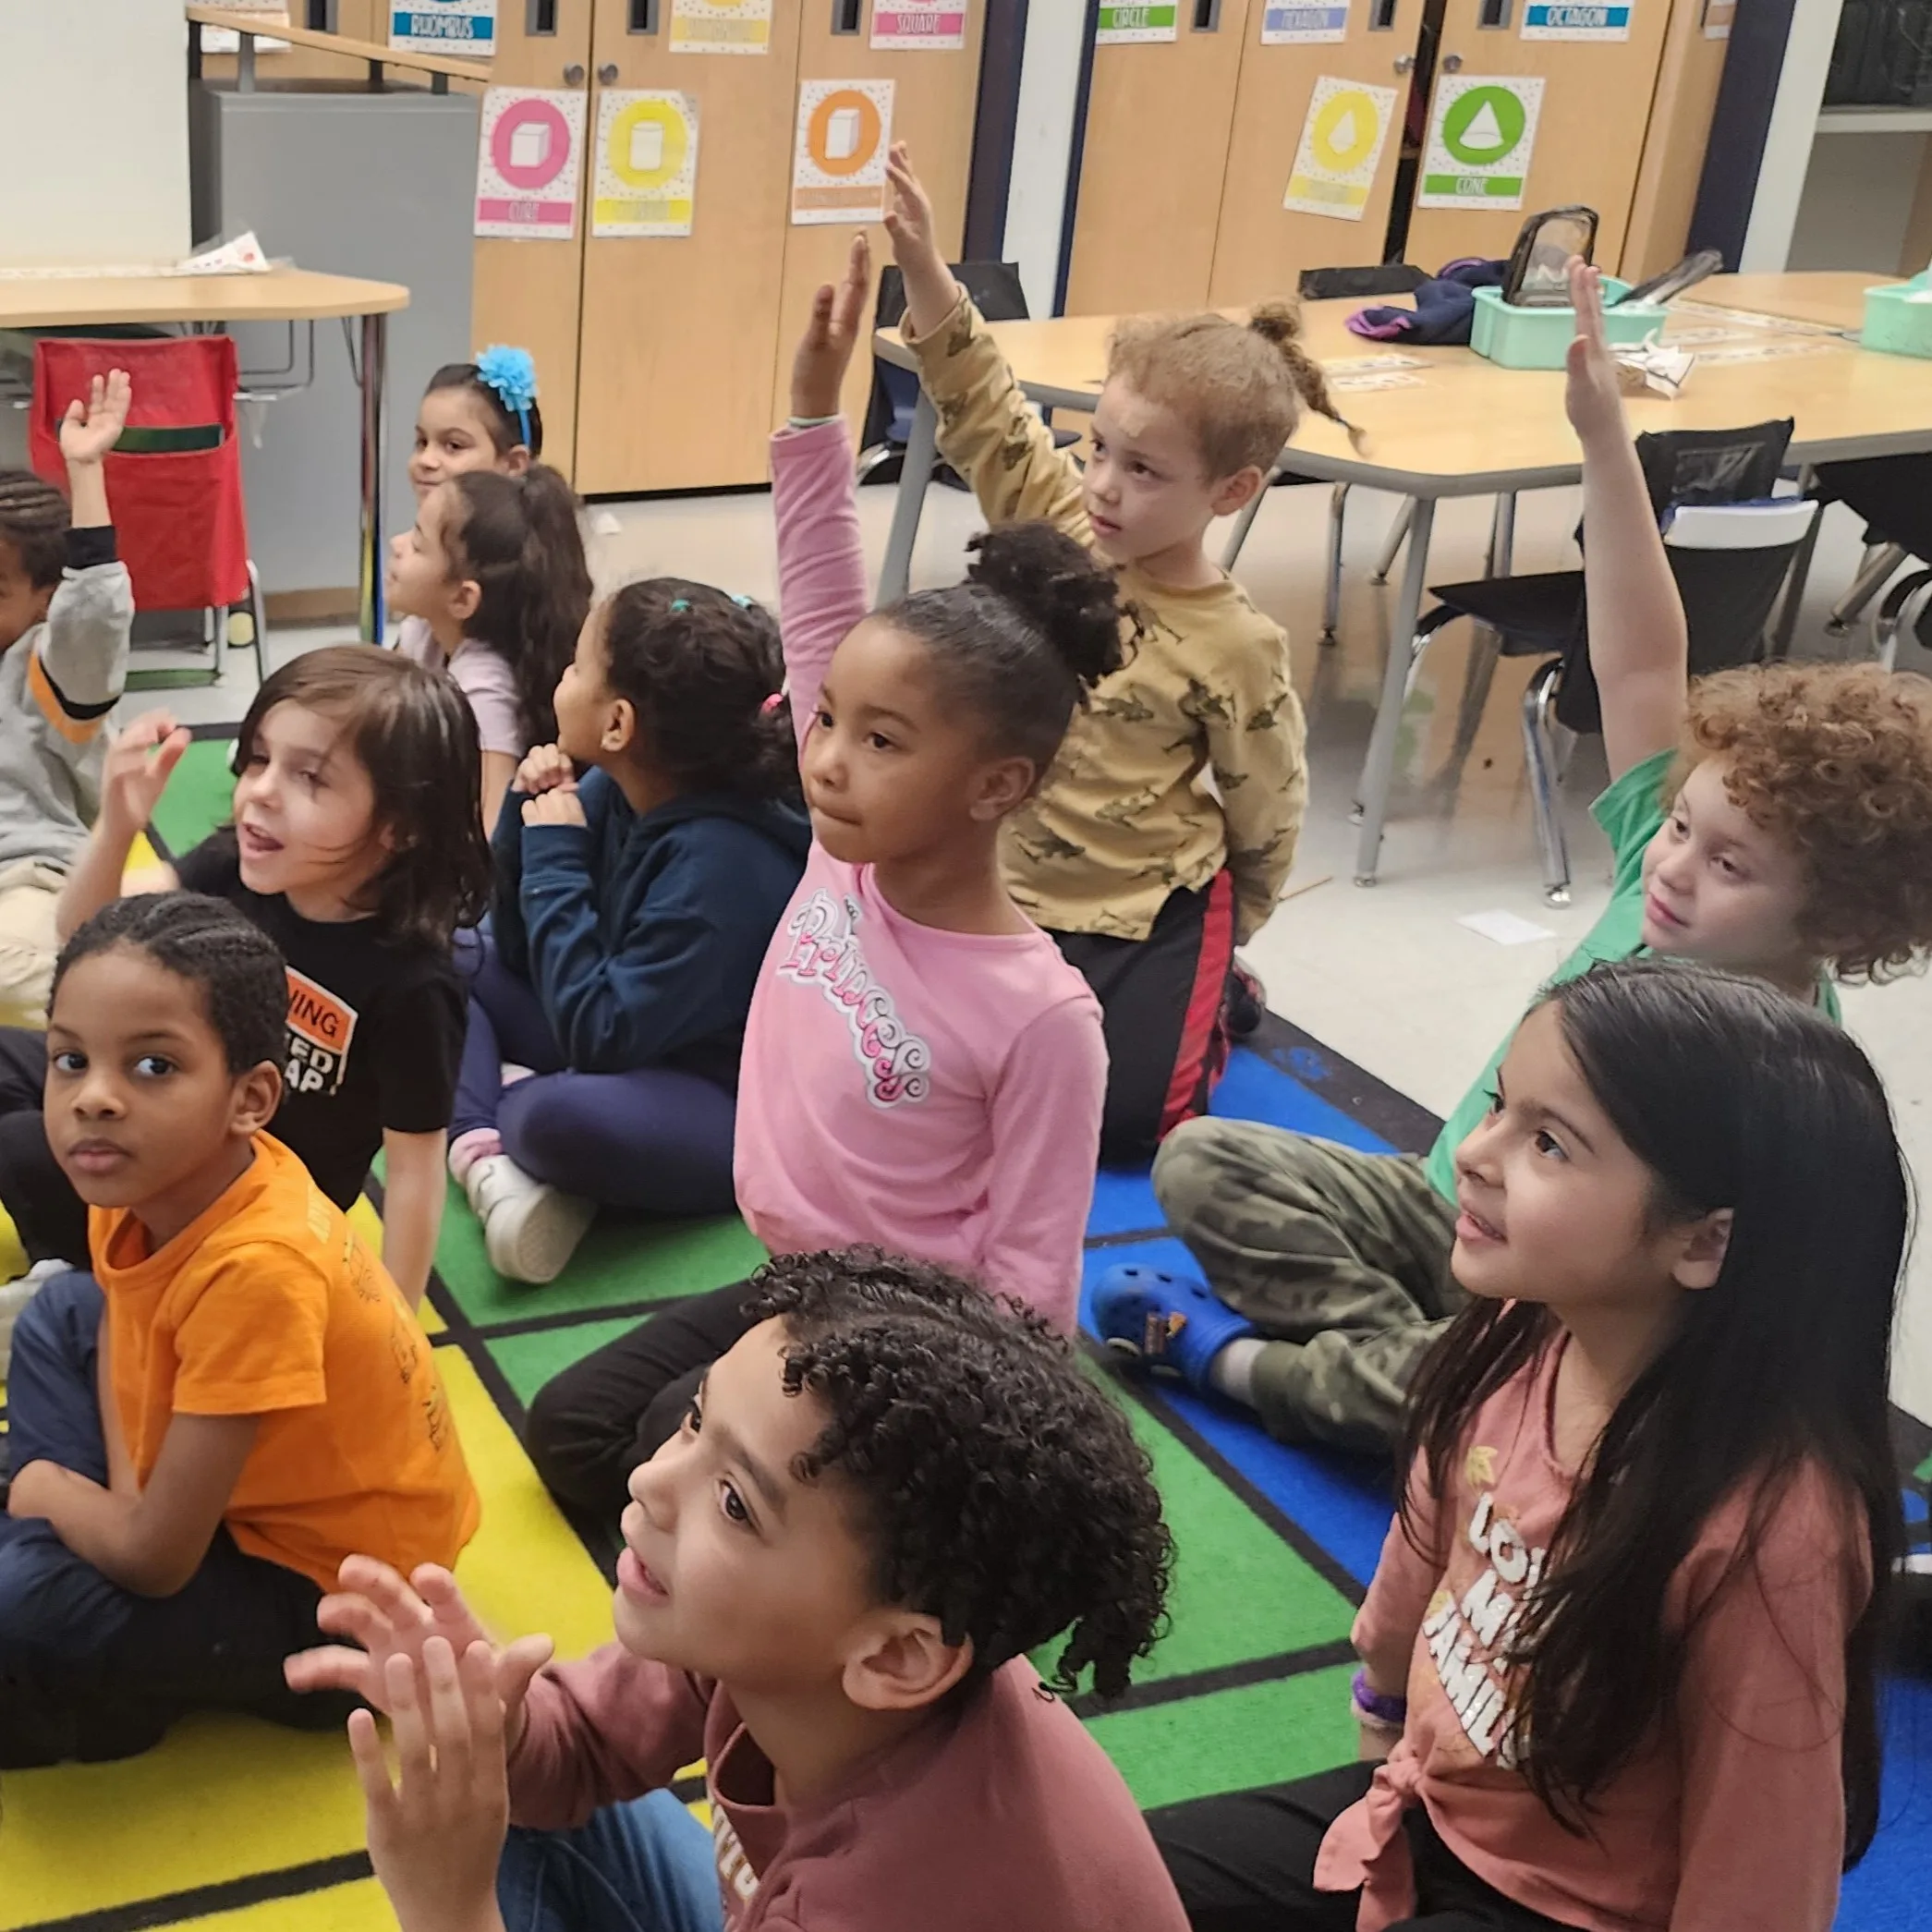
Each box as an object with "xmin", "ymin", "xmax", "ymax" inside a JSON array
[
  {"xmin": 357, "ymin": 311, "xmax": 389, "ymax": 644},
  {"xmin": 1353, "ymin": 496, "xmax": 1438, "ymax": 886},
  {"xmin": 1770, "ymin": 464, "xmax": 1820, "ymax": 659},
  {"xmin": 878, "ymin": 391, "xmax": 937, "ymax": 606}
]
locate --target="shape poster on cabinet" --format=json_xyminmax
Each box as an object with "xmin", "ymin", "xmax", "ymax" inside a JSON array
[
  {"xmin": 1262, "ymin": 1, "xmax": 1350, "ymax": 43},
  {"xmin": 1283, "ymin": 77, "xmax": 1396, "ymax": 219},
  {"xmin": 872, "ymin": 6, "xmax": 968, "ymax": 47},
  {"xmin": 669, "ymin": 0, "xmax": 772, "ymax": 54},
  {"xmin": 593, "ymin": 91, "xmax": 699, "ymax": 238},
  {"xmin": 1097, "ymin": 5, "xmax": 1179, "ymax": 42},
  {"xmin": 391, "ymin": 0, "xmax": 495, "ymax": 55},
  {"xmin": 475, "ymin": 87, "xmax": 586, "ymax": 239},
  {"xmin": 1417, "ymin": 75, "xmax": 1544, "ymax": 209},
  {"xmin": 1520, "ymin": 0, "xmax": 1630, "ymax": 39},
  {"xmin": 791, "ymin": 79, "xmax": 894, "ymax": 225}
]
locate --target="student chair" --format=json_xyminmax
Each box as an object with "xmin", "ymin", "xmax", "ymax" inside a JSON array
[
  {"xmin": 1373, "ymin": 419, "xmax": 1809, "ymax": 905},
  {"xmin": 1221, "ymin": 263, "xmax": 1429, "ymax": 642},
  {"xmin": 1812, "ymin": 454, "xmax": 1932, "ymax": 655},
  {"xmin": 29, "ymin": 334, "xmax": 266, "ymax": 691}
]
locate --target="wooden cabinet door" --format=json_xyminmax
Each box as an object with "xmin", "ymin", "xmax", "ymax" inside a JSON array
[
  {"xmin": 471, "ymin": 0, "xmax": 595, "ymax": 478},
  {"xmin": 774, "ymin": 1, "xmax": 985, "ymax": 438},
  {"xmin": 1064, "ymin": 0, "xmax": 1256, "ymax": 318},
  {"xmin": 1209, "ymin": 1, "xmax": 1424, "ymax": 306},
  {"xmin": 569, "ymin": 0, "xmax": 805, "ymax": 493},
  {"xmin": 1402, "ymin": 0, "xmax": 1672, "ymax": 275}
]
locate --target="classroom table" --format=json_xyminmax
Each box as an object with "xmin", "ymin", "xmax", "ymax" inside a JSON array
[
  {"xmin": 1695, "ymin": 271, "xmax": 1900, "ymax": 334},
  {"xmin": 0, "ymin": 266, "xmax": 409, "ymax": 641},
  {"xmin": 874, "ymin": 278, "xmax": 1932, "ymax": 884}
]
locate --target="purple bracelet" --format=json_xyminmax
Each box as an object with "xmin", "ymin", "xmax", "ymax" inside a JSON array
[{"xmin": 1352, "ymin": 1669, "xmax": 1407, "ymax": 1729}]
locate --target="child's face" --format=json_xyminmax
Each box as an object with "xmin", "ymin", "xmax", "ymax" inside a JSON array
[
  {"xmin": 615, "ymin": 1318, "xmax": 891, "ymax": 1695},
  {"xmin": 385, "ymin": 486, "xmax": 474, "ymax": 628},
  {"xmin": 1085, "ymin": 378, "xmax": 1249, "ymax": 570},
  {"xmin": 409, "ymin": 388, "xmax": 525, "ymax": 500},
  {"xmin": 44, "ymin": 944, "xmax": 278, "ymax": 1223},
  {"xmin": 801, "ymin": 619, "xmax": 1033, "ymax": 869},
  {"xmin": 1450, "ymin": 1001, "xmax": 1723, "ymax": 1314},
  {"xmin": 553, "ymin": 603, "xmax": 620, "ymax": 768},
  {"xmin": 1639, "ymin": 759, "xmax": 1811, "ymax": 981},
  {"xmin": 0, "ymin": 537, "xmax": 55, "ymax": 655},
  {"xmin": 232, "ymin": 700, "xmax": 392, "ymax": 913}
]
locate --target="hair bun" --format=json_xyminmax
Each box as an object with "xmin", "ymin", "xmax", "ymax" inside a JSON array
[
  {"xmin": 966, "ymin": 522, "xmax": 1130, "ymax": 692},
  {"xmin": 1247, "ymin": 300, "xmax": 1306, "ymax": 350}
]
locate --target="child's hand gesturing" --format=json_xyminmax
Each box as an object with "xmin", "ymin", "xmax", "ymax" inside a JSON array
[
  {"xmin": 351, "ymin": 1634, "xmax": 511, "ymax": 1932},
  {"xmin": 59, "ymin": 371, "xmax": 132, "ymax": 469},
  {"xmin": 791, "ymin": 232, "xmax": 872, "ymax": 423},
  {"xmin": 1563, "ymin": 257, "xmax": 1626, "ymax": 449},
  {"xmin": 883, "ymin": 142, "xmax": 939, "ymax": 273},
  {"xmin": 513, "ymin": 744, "xmax": 576, "ymax": 796},
  {"xmin": 101, "ymin": 712, "xmax": 190, "ymax": 839}
]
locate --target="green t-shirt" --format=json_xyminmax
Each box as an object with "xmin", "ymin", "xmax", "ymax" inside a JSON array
[{"xmin": 1422, "ymin": 747, "xmax": 1841, "ymax": 1200}]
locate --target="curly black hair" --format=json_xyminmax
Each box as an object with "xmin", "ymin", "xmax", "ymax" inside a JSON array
[
  {"xmin": 54, "ymin": 893, "xmax": 287, "ymax": 1075},
  {"xmin": 741, "ymin": 1248, "xmax": 1173, "ymax": 1702}
]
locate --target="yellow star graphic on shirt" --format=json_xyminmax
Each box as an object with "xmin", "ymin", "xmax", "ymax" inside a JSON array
[{"xmin": 1464, "ymin": 1444, "xmax": 1499, "ymax": 1488}]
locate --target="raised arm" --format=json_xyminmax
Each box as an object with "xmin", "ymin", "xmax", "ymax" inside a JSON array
[
  {"xmin": 56, "ymin": 713, "xmax": 188, "ymax": 939},
  {"xmin": 1567, "ymin": 259, "xmax": 1690, "ymax": 782}
]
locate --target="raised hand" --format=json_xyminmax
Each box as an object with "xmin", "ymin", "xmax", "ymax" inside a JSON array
[
  {"xmin": 350, "ymin": 1636, "xmax": 511, "ymax": 1932},
  {"xmin": 285, "ymin": 1555, "xmax": 553, "ymax": 1755},
  {"xmin": 100, "ymin": 712, "xmax": 190, "ymax": 838},
  {"xmin": 791, "ymin": 232, "xmax": 872, "ymax": 422},
  {"xmin": 882, "ymin": 142, "xmax": 939, "ymax": 272},
  {"xmin": 512, "ymin": 743, "xmax": 576, "ymax": 796},
  {"xmin": 1563, "ymin": 257, "xmax": 1626, "ymax": 449},
  {"xmin": 58, "ymin": 371, "xmax": 132, "ymax": 468}
]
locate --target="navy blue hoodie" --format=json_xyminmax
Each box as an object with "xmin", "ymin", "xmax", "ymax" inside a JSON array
[{"xmin": 492, "ymin": 767, "xmax": 809, "ymax": 1091}]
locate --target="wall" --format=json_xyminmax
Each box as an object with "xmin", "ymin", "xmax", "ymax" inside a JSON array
[
  {"xmin": 1002, "ymin": 0, "xmax": 1091, "ymax": 319},
  {"xmin": 0, "ymin": 0, "xmax": 192, "ymax": 267},
  {"xmin": 1789, "ymin": 129, "xmax": 1932, "ymax": 274}
]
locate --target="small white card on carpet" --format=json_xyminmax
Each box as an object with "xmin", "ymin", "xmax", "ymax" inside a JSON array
[{"xmin": 1459, "ymin": 908, "xmax": 1557, "ymax": 946}]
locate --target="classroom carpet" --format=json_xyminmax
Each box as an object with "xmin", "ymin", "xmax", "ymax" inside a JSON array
[{"xmin": 1, "ymin": 741, "xmax": 1926, "ymax": 1930}]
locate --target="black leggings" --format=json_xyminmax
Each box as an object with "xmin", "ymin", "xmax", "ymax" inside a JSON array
[
  {"xmin": 523, "ymin": 1281, "xmax": 759, "ymax": 1521},
  {"xmin": 1148, "ymin": 1764, "xmax": 1577, "ymax": 1932},
  {"xmin": 0, "ymin": 1025, "xmax": 87, "ymax": 1265}
]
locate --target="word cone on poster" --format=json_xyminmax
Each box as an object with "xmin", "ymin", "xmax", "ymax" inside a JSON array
[
  {"xmin": 1283, "ymin": 77, "xmax": 1397, "ymax": 220},
  {"xmin": 670, "ymin": 0, "xmax": 772, "ymax": 55},
  {"xmin": 872, "ymin": 6, "xmax": 968, "ymax": 47},
  {"xmin": 594, "ymin": 91, "xmax": 699, "ymax": 238},
  {"xmin": 791, "ymin": 79, "xmax": 894, "ymax": 226},
  {"xmin": 393, "ymin": 0, "xmax": 495, "ymax": 54},
  {"xmin": 476, "ymin": 87, "xmax": 586, "ymax": 239},
  {"xmin": 1418, "ymin": 75, "xmax": 1544, "ymax": 209}
]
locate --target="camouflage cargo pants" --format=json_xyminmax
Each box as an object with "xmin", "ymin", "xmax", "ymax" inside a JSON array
[{"xmin": 1151, "ymin": 1116, "xmax": 1466, "ymax": 1455}]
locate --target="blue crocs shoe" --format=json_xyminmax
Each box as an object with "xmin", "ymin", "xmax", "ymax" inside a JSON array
[{"xmin": 1093, "ymin": 1263, "xmax": 1255, "ymax": 1394}]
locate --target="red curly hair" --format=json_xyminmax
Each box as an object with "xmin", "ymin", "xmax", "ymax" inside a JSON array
[{"xmin": 1674, "ymin": 662, "xmax": 1932, "ymax": 982}]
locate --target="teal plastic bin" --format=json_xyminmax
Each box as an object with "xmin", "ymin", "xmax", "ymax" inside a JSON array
[
  {"xmin": 1470, "ymin": 279, "xmax": 1669, "ymax": 371},
  {"xmin": 1861, "ymin": 275, "xmax": 1932, "ymax": 358}
]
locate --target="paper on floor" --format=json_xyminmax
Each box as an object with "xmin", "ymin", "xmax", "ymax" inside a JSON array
[{"xmin": 1458, "ymin": 908, "xmax": 1558, "ymax": 946}]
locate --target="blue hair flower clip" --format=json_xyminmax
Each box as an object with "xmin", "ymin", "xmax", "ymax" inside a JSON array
[{"xmin": 475, "ymin": 344, "xmax": 538, "ymax": 449}]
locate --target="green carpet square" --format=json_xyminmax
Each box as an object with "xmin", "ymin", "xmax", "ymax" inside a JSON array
[
  {"xmin": 149, "ymin": 738, "xmax": 237, "ymax": 857},
  {"xmin": 487, "ymin": 1318, "xmax": 650, "ymax": 1406},
  {"xmin": 1085, "ymin": 1665, "xmax": 1357, "ymax": 1810}
]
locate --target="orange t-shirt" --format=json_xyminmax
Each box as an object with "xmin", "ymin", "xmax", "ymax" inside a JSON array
[{"xmin": 92, "ymin": 1132, "xmax": 480, "ymax": 1593}]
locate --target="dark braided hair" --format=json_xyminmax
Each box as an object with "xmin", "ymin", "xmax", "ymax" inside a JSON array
[
  {"xmin": 444, "ymin": 467, "xmax": 591, "ymax": 747},
  {"xmin": 883, "ymin": 522, "xmax": 1136, "ymax": 773},
  {"xmin": 0, "ymin": 468, "xmax": 70, "ymax": 589},
  {"xmin": 742, "ymin": 1248, "xmax": 1174, "ymax": 1702},
  {"xmin": 53, "ymin": 893, "xmax": 287, "ymax": 1074},
  {"xmin": 600, "ymin": 577, "xmax": 796, "ymax": 800}
]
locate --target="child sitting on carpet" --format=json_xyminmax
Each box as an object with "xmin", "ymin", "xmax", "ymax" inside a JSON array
[
  {"xmin": 0, "ymin": 893, "xmax": 478, "ymax": 1768},
  {"xmin": 448, "ymin": 581, "xmax": 809, "ymax": 1283},
  {"xmin": 886, "ymin": 143, "xmax": 1344, "ymax": 1164},
  {"xmin": 286, "ymin": 1249, "xmax": 1186, "ymax": 1932},
  {"xmin": 1150, "ymin": 958, "xmax": 1904, "ymax": 1932},
  {"xmin": 387, "ymin": 461, "xmax": 591, "ymax": 832},
  {"xmin": 0, "ymin": 648, "xmax": 493, "ymax": 1310},
  {"xmin": 516, "ymin": 236, "xmax": 1120, "ymax": 1521},
  {"xmin": 1103, "ymin": 260, "xmax": 1932, "ymax": 1453}
]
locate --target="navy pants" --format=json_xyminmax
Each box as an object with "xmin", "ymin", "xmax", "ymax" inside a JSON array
[
  {"xmin": 0, "ymin": 1271, "xmax": 346, "ymax": 1767},
  {"xmin": 454, "ymin": 936, "xmax": 737, "ymax": 1217}
]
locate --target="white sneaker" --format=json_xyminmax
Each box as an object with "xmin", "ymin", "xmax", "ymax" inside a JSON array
[
  {"xmin": 0, "ymin": 1258, "xmax": 78, "ymax": 1383},
  {"xmin": 465, "ymin": 1155, "xmax": 594, "ymax": 1285}
]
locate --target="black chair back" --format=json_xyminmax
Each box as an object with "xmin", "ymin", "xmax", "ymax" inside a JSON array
[{"xmin": 861, "ymin": 262, "xmax": 1031, "ymax": 452}]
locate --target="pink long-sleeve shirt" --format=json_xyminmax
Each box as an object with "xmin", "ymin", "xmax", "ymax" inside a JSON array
[
  {"xmin": 1323, "ymin": 1337, "xmax": 1866, "ymax": 1932},
  {"xmin": 730, "ymin": 421, "xmax": 1105, "ymax": 1331}
]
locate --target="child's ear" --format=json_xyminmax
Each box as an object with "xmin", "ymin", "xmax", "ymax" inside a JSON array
[
  {"xmin": 841, "ymin": 1612, "xmax": 974, "ymax": 1714},
  {"xmin": 449, "ymin": 576, "xmax": 483, "ymax": 626},
  {"xmin": 1671, "ymin": 1207, "xmax": 1733, "ymax": 1292},
  {"xmin": 602, "ymin": 696, "xmax": 638, "ymax": 758},
  {"xmin": 504, "ymin": 446, "xmax": 532, "ymax": 478},
  {"xmin": 1209, "ymin": 465, "xmax": 1268, "ymax": 520},
  {"xmin": 967, "ymin": 754, "xmax": 1039, "ymax": 823},
  {"xmin": 233, "ymin": 1061, "xmax": 283, "ymax": 1138}
]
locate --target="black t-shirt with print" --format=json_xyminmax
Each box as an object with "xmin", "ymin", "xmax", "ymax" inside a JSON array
[{"xmin": 175, "ymin": 832, "xmax": 464, "ymax": 1208}]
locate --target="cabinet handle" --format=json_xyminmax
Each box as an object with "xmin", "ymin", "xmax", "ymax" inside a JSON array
[
  {"xmin": 598, "ymin": 62, "xmax": 619, "ymax": 83},
  {"xmin": 1441, "ymin": 51, "xmax": 1464, "ymax": 68},
  {"xmin": 1393, "ymin": 52, "xmax": 1416, "ymax": 71},
  {"xmin": 563, "ymin": 62, "xmax": 586, "ymax": 84}
]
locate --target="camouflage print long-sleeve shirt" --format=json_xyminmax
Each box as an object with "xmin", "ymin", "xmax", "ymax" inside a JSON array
[{"xmin": 903, "ymin": 292, "xmax": 1307, "ymax": 945}]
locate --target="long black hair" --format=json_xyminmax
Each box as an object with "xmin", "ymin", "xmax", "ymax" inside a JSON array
[
  {"xmin": 1405, "ymin": 958, "xmax": 1906, "ymax": 1858},
  {"xmin": 444, "ymin": 467, "xmax": 591, "ymax": 748}
]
